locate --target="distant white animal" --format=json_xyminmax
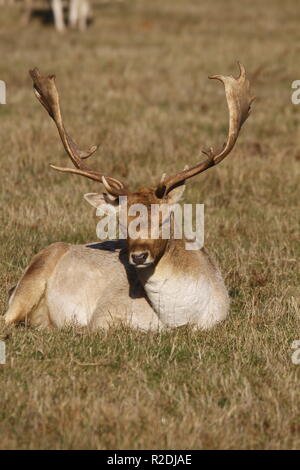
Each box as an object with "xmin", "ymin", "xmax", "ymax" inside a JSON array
[{"xmin": 22, "ymin": 0, "xmax": 91, "ymax": 31}]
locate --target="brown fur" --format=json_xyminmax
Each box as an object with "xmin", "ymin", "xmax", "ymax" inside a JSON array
[
  {"xmin": 4, "ymin": 242, "xmax": 70, "ymax": 326},
  {"xmin": 126, "ymin": 189, "xmax": 177, "ymax": 264}
]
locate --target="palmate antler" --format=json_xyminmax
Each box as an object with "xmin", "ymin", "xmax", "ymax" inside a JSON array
[
  {"xmin": 29, "ymin": 68, "xmax": 128, "ymax": 197},
  {"xmin": 156, "ymin": 62, "xmax": 255, "ymax": 197},
  {"xmin": 30, "ymin": 63, "xmax": 254, "ymax": 199}
]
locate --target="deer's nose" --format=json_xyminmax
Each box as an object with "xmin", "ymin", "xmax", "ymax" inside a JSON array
[{"xmin": 131, "ymin": 252, "xmax": 149, "ymax": 265}]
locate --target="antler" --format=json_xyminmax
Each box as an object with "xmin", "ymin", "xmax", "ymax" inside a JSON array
[
  {"xmin": 156, "ymin": 62, "xmax": 255, "ymax": 197},
  {"xmin": 29, "ymin": 68, "xmax": 128, "ymax": 197}
]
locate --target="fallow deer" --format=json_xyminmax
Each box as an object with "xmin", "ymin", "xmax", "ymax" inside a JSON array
[{"xmin": 3, "ymin": 64, "xmax": 254, "ymax": 331}]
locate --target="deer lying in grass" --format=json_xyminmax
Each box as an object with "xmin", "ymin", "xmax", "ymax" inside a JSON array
[{"xmin": 4, "ymin": 64, "xmax": 254, "ymax": 331}]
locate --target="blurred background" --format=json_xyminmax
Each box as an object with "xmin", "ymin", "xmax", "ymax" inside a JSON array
[{"xmin": 1, "ymin": 0, "xmax": 300, "ymax": 450}]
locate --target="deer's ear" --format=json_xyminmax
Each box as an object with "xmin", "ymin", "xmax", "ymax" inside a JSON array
[
  {"xmin": 84, "ymin": 193, "xmax": 119, "ymax": 209},
  {"xmin": 167, "ymin": 183, "xmax": 186, "ymax": 205},
  {"xmin": 84, "ymin": 193, "xmax": 106, "ymax": 208}
]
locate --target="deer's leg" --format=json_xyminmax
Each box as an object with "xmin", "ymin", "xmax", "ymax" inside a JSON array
[
  {"xmin": 69, "ymin": 0, "xmax": 89, "ymax": 31},
  {"xmin": 21, "ymin": 0, "xmax": 32, "ymax": 26},
  {"xmin": 90, "ymin": 297, "xmax": 164, "ymax": 332},
  {"xmin": 4, "ymin": 242, "xmax": 69, "ymax": 327},
  {"xmin": 78, "ymin": 0, "xmax": 90, "ymax": 31},
  {"xmin": 51, "ymin": 0, "xmax": 65, "ymax": 32},
  {"xmin": 69, "ymin": 0, "xmax": 79, "ymax": 28}
]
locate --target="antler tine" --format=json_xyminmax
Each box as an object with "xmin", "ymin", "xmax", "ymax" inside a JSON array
[
  {"xmin": 29, "ymin": 68, "xmax": 128, "ymax": 196},
  {"xmin": 156, "ymin": 62, "xmax": 255, "ymax": 197}
]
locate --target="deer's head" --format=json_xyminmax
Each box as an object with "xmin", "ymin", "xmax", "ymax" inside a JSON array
[{"xmin": 29, "ymin": 64, "xmax": 254, "ymax": 268}]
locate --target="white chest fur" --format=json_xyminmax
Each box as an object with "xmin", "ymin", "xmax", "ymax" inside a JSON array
[
  {"xmin": 143, "ymin": 272, "xmax": 217, "ymax": 328},
  {"xmin": 138, "ymin": 249, "xmax": 229, "ymax": 329}
]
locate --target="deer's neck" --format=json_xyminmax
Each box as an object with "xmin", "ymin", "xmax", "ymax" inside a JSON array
[{"xmin": 136, "ymin": 239, "xmax": 215, "ymax": 327}]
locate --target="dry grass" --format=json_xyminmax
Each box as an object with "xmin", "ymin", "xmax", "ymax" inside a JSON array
[{"xmin": 1, "ymin": 0, "xmax": 300, "ymax": 450}]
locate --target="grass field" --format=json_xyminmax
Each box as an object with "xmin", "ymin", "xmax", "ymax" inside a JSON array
[{"xmin": 1, "ymin": 0, "xmax": 300, "ymax": 450}]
